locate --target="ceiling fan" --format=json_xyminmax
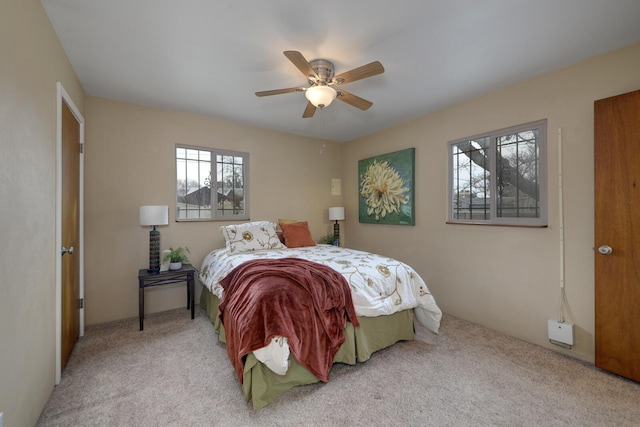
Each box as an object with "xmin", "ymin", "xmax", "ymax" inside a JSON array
[{"xmin": 255, "ymin": 50, "xmax": 385, "ymax": 118}]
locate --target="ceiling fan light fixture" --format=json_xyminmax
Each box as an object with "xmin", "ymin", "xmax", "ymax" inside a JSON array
[{"xmin": 305, "ymin": 85, "xmax": 337, "ymax": 108}]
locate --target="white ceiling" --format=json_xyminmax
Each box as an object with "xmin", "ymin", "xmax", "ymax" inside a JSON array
[{"xmin": 41, "ymin": 0, "xmax": 640, "ymax": 142}]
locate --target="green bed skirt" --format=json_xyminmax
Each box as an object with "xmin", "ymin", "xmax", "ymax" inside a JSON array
[{"xmin": 200, "ymin": 285, "xmax": 415, "ymax": 409}]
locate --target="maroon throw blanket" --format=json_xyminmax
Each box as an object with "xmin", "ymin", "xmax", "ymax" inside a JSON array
[{"xmin": 218, "ymin": 258, "xmax": 360, "ymax": 383}]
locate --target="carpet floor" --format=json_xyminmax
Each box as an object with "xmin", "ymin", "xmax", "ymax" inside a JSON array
[{"xmin": 37, "ymin": 307, "xmax": 640, "ymax": 426}]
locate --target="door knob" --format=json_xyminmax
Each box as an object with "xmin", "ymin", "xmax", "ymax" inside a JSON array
[
  {"xmin": 597, "ymin": 245, "xmax": 613, "ymax": 255},
  {"xmin": 61, "ymin": 246, "xmax": 74, "ymax": 256}
]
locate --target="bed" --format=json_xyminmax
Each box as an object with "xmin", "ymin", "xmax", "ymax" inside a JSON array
[{"xmin": 198, "ymin": 220, "xmax": 442, "ymax": 409}]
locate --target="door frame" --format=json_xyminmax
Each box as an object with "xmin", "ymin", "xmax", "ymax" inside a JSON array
[{"xmin": 55, "ymin": 82, "xmax": 85, "ymax": 384}]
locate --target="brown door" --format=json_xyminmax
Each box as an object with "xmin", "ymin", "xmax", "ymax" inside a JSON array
[
  {"xmin": 61, "ymin": 101, "xmax": 80, "ymax": 370},
  {"xmin": 594, "ymin": 89, "xmax": 640, "ymax": 382}
]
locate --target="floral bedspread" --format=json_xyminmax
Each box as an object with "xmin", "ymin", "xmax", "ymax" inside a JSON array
[{"xmin": 199, "ymin": 245, "xmax": 442, "ymax": 333}]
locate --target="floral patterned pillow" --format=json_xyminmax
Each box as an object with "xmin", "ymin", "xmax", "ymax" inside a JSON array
[{"xmin": 221, "ymin": 221, "xmax": 286, "ymax": 254}]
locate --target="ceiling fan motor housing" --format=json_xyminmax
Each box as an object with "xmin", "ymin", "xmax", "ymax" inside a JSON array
[{"xmin": 308, "ymin": 59, "xmax": 334, "ymax": 85}]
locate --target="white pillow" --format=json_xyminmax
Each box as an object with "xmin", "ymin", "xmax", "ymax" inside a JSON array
[{"xmin": 221, "ymin": 221, "xmax": 286, "ymax": 254}]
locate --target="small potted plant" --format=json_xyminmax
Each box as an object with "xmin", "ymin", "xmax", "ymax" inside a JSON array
[
  {"xmin": 322, "ymin": 234, "xmax": 340, "ymax": 246},
  {"xmin": 163, "ymin": 246, "xmax": 190, "ymax": 270}
]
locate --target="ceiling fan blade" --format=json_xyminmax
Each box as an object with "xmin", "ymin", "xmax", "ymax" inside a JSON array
[
  {"xmin": 284, "ymin": 51, "xmax": 318, "ymax": 80},
  {"xmin": 332, "ymin": 61, "xmax": 384, "ymax": 85},
  {"xmin": 255, "ymin": 87, "xmax": 303, "ymax": 97},
  {"xmin": 336, "ymin": 90, "xmax": 373, "ymax": 110},
  {"xmin": 302, "ymin": 102, "xmax": 317, "ymax": 118}
]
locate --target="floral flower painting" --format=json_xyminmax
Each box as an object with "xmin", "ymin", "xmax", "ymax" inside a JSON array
[{"xmin": 358, "ymin": 148, "xmax": 415, "ymax": 225}]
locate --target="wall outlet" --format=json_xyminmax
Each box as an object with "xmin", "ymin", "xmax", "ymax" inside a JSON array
[{"xmin": 548, "ymin": 319, "xmax": 574, "ymax": 346}]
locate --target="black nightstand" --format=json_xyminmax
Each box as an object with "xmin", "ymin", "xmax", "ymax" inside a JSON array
[{"xmin": 138, "ymin": 264, "xmax": 196, "ymax": 331}]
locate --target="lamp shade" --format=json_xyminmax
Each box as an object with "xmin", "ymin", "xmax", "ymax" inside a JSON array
[
  {"xmin": 305, "ymin": 85, "xmax": 337, "ymax": 108},
  {"xmin": 329, "ymin": 207, "xmax": 345, "ymax": 221},
  {"xmin": 139, "ymin": 205, "xmax": 169, "ymax": 226}
]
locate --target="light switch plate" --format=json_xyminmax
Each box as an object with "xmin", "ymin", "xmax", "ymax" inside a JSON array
[{"xmin": 330, "ymin": 178, "xmax": 342, "ymax": 196}]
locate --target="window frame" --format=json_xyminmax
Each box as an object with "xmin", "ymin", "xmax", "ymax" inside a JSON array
[
  {"xmin": 175, "ymin": 144, "xmax": 250, "ymax": 222},
  {"xmin": 447, "ymin": 119, "xmax": 548, "ymax": 227}
]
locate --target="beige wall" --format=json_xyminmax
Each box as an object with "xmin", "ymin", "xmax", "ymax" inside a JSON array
[
  {"xmin": 84, "ymin": 97, "xmax": 343, "ymax": 325},
  {"xmin": 343, "ymin": 42, "xmax": 640, "ymax": 363},
  {"xmin": 0, "ymin": 1, "xmax": 85, "ymax": 426},
  {"xmin": 3, "ymin": 2, "xmax": 639, "ymax": 423}
]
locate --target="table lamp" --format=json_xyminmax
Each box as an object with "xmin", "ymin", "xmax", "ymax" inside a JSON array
[
  {"xmin": 140, "ymin": 205, "xmax": 169, "ymax": 273},
  {"xmin": 328, "ymin": 207, "xmax": 345, "ymax": 245}
]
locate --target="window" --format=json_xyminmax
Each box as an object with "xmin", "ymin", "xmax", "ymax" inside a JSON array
[
  {"xmin": 175, "ymin": 145, "xmax": 249, "ymax": 221},
  {"xmin": 448, "ymin": 120, "xmax": 547, "ymax": 226}
]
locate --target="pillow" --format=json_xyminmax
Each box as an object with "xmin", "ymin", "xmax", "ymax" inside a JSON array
[
  {"xmin": 277, "ymin": 218, "xmax": 299, "ymax": 231},
  {"xmin": 278, "ymin": 218, "xmax": 299, "ymax": 225},
  {"xmin": 280, "ymin": 221, "xmax": 316, "ymax": 248},
  {"xmin": 221, "ymin": 221, "xmax": 286, "ymax": 254}
]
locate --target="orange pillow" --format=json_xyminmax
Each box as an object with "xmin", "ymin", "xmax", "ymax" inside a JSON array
[
  {"xmin": 278, "ymin": 218, "xmax": 299, "ymax": 225},
  {"xmin": 280, "ymin": 221, "xmax": 316, "ymax": 248}
]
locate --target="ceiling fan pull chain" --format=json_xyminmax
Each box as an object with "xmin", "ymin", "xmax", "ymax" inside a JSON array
[{"xmin": 320, "ymin": 108, "xmax": 326, "ymax": 155}]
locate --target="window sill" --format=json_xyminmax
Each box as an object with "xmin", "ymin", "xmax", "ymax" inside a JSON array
[{"xmin": 446, "ymin": 221, "xmax": 548, "ymax": 228}]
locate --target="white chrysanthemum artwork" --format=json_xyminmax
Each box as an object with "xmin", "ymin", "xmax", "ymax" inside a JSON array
[{"xmin": 358, "ymin": 148, "xmax": 415, "ymax": 225}]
